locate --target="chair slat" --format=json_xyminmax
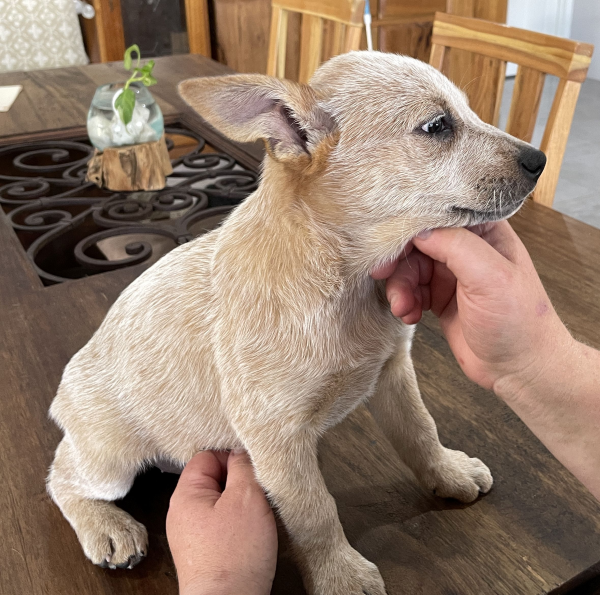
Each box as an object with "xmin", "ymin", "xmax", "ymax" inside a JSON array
[
  {"xmin": 429, "ymin": 43, "xmax": 445, "ymax": 70},
  {"xmin": 321, "ymin": 20, "xmax": 345, "ymax": 62},
  {"xmin": 267, "ymin": 6, "xmax": 289, "ymax": 78},
  {"xmin": 506, "ymin": 66, "xmax": 546, "ymax": 143},
  {"xmin": 331, "ymin": 21, "xmax": 345, "ymax": 57},
  {"xmin": 454, "ymin": 54, "xmax": 506, "ymax": 125},
  {"xmin": 343, "ymin": 25, "xmax": 363, "ymax": 54},
  {"xmin": 533, "ymin": 79, "xmax": 582, "ymax": 207},
  {"xmin": 492, "ymin": 59, "xmax": 507, "ymax": 127},
  {"xmin": 299, "ymin": 15, "xmax": 324, "ymax": 83},
  {"xmin": 184, "ymin": 0, "xmax": 211, "ymax": 57}
]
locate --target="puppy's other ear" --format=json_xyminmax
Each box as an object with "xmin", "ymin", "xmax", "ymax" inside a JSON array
[{"xmin": 178, "ymin": 74, "xmax": 336, "ymax": 160}]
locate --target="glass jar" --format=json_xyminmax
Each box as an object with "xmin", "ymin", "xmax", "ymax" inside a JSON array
[{"xmin": 87, "ymin": 82, "xmax": 164, "ymax": 152}]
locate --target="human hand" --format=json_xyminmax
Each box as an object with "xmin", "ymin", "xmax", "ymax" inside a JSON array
[
  {"xmin": 372, "ymin": 221, "xmax": 573, "ymax": 394},
  {"xmin": 166, "ymin": 450, "xmax": 277, "ymax": 595}
]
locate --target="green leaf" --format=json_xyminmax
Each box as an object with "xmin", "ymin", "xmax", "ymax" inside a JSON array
[
  {"xmin": 123, "ymin": 44, "xmax": 141, "ymax": 71},
  {"xmin": 114, "ymin": 88, "xmax": 136, "ymax": 125},
  {"xmin": 143, "ymin": 74, "xmax": 157, "ymax": 87}
]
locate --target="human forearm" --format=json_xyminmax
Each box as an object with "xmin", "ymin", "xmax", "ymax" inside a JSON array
[
  {"xmin": 380, "ymin": 225, "xmax": 600, "ymax": 499},
  {"xmin": 494, "ymin": 337, "xmax": 600, "ymax": 500}
]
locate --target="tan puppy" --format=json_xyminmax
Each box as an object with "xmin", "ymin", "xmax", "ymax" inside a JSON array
[{"xmin": 47, "ymin": 51, "xmax": 546, "ymax": 594}]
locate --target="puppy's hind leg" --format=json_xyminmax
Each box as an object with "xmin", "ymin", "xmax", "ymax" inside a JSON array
[
  {"xmin": 368, "ymin": 344, "xmax": 493, "ymax": 503},
  {"xmin": 47, "ymin": 438, "xmax": 148, "ymax": 569}
]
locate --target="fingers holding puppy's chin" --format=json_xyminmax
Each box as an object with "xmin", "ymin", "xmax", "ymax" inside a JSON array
[
  {"xmin": 370, "ymin": 242, "xmax": 414, "ymax": 279},
  {"xmin": 385, "ymin": 250, "xmax": 433, "ymax": 321},
  {"xmin": 389, "ymin": 284, "xmax": 418, "ymax": 320}
]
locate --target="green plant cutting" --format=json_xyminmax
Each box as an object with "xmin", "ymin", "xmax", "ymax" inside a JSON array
[{"xmin": 114, "ymin": 44, "xmax": 157, "ymax": 125}]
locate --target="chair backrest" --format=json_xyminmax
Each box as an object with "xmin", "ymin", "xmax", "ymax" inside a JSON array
[
  {"xmin": 267, "ymin": 0, "xmax": 365, "ymax": 83},
  {"xmin": 430, "ymin": 12, "xmax": 593, "ymax": 207}
]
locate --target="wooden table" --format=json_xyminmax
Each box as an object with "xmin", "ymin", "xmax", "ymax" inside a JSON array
[{"xmin": 1, "ymin": 55, "xmax": 599, "ymax": 595}]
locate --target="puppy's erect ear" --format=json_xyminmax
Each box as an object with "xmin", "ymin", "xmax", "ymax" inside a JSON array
[{"xmin": 178, "ymin": 74, "xmax": 336, "ymax": 160}]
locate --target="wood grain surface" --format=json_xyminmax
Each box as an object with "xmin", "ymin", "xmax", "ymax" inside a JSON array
[
  {"xmin": 1, "ymin": 58, "xmax": 599, "ymax": 595},
  {"xmin": 86, "ymin": 0, "xmax": 126, "ymax": 63},
  {"xmin": 534, "ymin": 79, "xmax": 583, "ymax": 208},
  {"xmin": 184, "ymin": 0, "xmax": 212, "ymax": 57},
  {"xmin": 86, "ymin": 135, "xmax": 173, "ymax": 191},
  {"xmin": 506, "ymin": 65, "xmax": 546, "ymax": 144},
  {"xmin": 432, "ymin": 11, "xmax": 593, "ymax": 82}
]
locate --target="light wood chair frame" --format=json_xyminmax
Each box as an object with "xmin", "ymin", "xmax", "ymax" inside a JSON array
[
  {"xmin": 267, "ymin": 0, "xmax": 366, "ymax": 83},
  {"xmin": 429, "ymin": 12, "xmax": 594, "ymax": 207}
]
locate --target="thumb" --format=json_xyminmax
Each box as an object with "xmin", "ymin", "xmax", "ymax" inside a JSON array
[
  {"xmin": 414, "ymin": 226, "xmax": 509, "ymax": 289},
  {"xmin": 222, "ymin": 449, "xmax": 269, "ymax": 504},
  {"xmin": 173, "ymin": 450, "xmax": 228, "ymax": 505}
]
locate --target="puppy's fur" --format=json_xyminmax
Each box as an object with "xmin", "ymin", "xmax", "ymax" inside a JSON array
[{"xmin": 48, "ymin": 52, "xmax": 544, "ymax": 594}]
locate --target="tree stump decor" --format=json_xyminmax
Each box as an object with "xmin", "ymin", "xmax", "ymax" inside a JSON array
[{"xmin": 86, "ymin": 135, "xmax": 173, "ymax": 191}]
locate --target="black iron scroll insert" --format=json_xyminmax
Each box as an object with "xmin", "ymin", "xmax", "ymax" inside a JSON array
[{"xmin": 0, "ymin": 125, "xmax": 258, "ymax": 285}]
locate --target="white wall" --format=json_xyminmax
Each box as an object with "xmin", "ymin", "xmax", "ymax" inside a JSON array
[{"xmin": 570, "ymin": 0, "xmax": 600, "ymax": 81}]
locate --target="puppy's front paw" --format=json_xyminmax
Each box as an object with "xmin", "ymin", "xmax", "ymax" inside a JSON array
[
  {"xmin": 304, "ymin": 545, "xmax": 386, "ymax": 595},
  {"xmin": 78, "ymin": 507, "xmax": 148, "ymax": 570},
  {"xmin": 422, "ymin": 448, "xmax": 493, "ymax": 503}
]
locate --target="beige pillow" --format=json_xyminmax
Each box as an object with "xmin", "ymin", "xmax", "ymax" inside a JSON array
[{"xmin": 0, "ymin": 0, "xmax": 89, "ymax": 73}]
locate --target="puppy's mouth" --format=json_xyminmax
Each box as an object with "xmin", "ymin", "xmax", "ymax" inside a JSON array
[{"xmin": 450, "ymin": 198, "xmax": 525, "ymax": 224}]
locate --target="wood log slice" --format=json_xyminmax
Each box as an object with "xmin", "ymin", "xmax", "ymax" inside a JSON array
[{"xmin": 86, "ymin": 135, "xmax": 173, "ymax": 191}]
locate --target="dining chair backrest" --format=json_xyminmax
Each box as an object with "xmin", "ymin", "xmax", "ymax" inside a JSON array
[
  {"xmin": 267, "ymin": 0, "xmax": 366, "ymax": 83},
  {"xmin": 429, "ymin": 12, "xmax": 593, "ymax": 207}
]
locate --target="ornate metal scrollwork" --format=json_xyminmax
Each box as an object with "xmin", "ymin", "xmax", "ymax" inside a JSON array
[{"xmin": 0, "ymin": 125, "xmax": 258, "ymax": 285}]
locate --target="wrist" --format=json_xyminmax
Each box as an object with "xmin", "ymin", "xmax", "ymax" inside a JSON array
[
  {"xmin": 179, "ymin": 572, "xmax": 272, "ymax": 595},
  {"xmin": 492, "ymin": 323, "xmax": 576, "ymax": 406}
]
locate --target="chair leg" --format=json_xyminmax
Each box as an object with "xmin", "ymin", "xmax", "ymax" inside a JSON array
[{"xmin": 535, "ymin": 79, "xmax": 581, "ymax": 207}]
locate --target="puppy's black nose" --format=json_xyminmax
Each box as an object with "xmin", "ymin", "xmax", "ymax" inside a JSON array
[{"xmin": 519, "ymin": 147, "xmax": 546, "ymax": 181}]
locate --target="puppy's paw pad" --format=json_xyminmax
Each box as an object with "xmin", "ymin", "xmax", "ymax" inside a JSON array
[
  {"xmin": 80, "ymin": 511, "xmax": 148, "ymax": 569},
  {"xmin": 424, "ymin": 448, "xmax": 493, "ymax": 503}
]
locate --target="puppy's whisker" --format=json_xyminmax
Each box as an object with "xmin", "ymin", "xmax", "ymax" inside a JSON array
[{"xmin": 458, "ymin": 73, "xmax": 483, "ymax": 96}]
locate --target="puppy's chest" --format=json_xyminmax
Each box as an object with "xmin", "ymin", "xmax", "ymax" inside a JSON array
[
  {"xmin": 315, "ymin": 357, "xmax": 389, "ymax": 428},
  {"xmin": 313, "ymin": 289, "xmax": 408, "ymax": 427}
]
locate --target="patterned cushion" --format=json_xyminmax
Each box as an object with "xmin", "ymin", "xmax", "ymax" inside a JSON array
[{"xmin": 0, "ymin": 0, "xmax": 88, "ymax": 73}]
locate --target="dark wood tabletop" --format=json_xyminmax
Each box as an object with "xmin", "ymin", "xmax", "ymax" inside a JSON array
[{"xmin": 1, "ymin": 55, "xmax": 599, "ymax": 595}]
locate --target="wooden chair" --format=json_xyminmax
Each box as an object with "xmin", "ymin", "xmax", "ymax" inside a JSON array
[
  {"xmin": 267, "ymin": 0, "xmax": 366, "ymax": 83},
  {"xmin": 429, "ymin": 12, "xmax": 594, "ymax": 207},
  {"xmin": 80, "ymin": 0, "xmax": 210, "ymax": 63}
]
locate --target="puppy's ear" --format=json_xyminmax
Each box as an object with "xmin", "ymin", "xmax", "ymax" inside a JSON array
[{"xmin": 178, "ymin": 74, "xmax": 337, "ymax": 160}]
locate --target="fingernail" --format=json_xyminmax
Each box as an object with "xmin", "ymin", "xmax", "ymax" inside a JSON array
[
  {"xmin": 417, "ymin": 229, "xmax": 432, "ymax": 240},
  {"xmin": 232, "ymin": 448, "xmax": 245, "ymax": 456},
  {"xmin": 390, "ymin": 295, "xmax": 398, "ymax": 313}
]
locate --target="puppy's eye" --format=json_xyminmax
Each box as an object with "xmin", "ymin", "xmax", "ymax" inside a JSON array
[{"xmin": 421, "ymin": 116, "xmax": 451, "ymax": 134}]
